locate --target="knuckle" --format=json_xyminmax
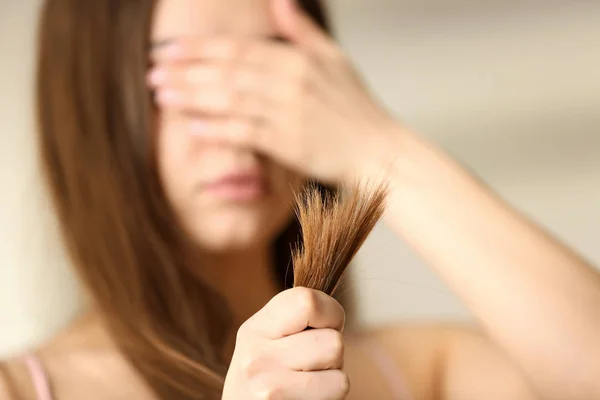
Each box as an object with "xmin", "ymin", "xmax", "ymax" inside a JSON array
[
  {"xmin": 327, "ymin": 330, "xmax": 345, "ymax": 358},
  {"xmin": 337, "ymin": 371, "xmax": 351, "ymax": 396},
  {"xmin": 319, "ymin": 329, "xmax": 344, "ymax": 368},
  {"xmin": 239, "ymin": 353, "xmax": 267, "ymax": 380},
  {"xmin": 293, "ymin": 287, "xmax": 320, "ymax": 317},
  {"xmin": 322, "ymin": 370, "xmax": 351, "ymax": 398},
  {"xmin": 336, "ymin": 302, "xmax": 347, "ymax": 330},
  {"xmin": 236, "ymin": 320, "xmax": 253, "ymax": 342}
]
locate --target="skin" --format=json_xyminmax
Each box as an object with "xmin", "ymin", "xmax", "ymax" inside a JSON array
[{"xmin": 2, "ymin": 0, "xmax": 600, "ymax": 398}]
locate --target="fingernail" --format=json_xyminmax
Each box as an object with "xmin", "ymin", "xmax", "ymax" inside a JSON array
[
  {"xmin": 155, "ymin": 89, "xmax": 181, "ymax": 105},
  {"xmin": 147, "ymin": 68, "xmax": 166, "ymax": 85}
]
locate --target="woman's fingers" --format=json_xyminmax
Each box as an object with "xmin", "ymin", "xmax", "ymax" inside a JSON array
[
  {"xmin": 271, "ymin": 328, "xmax": 345, "ymax": 371},
  {"xmin": 242, "ymin": 288, "xmax": 345, "ymax": 340},
  {"xmin": 155, "ymin": 86, "xmax": 273, "ymax": 122},
  {"xmin": 149, "ymin": 36, "xmax": 319, "ymax": 108},
  {"xmin": 152, "ymin": 36, "xmax": 311, "ymax": 78},
  {"xmin": 186, "ymin": 117, "xmax": 267, "ymax": 144},
  {"xmin": 152, "ymin": 36, "xmax": 242, "ymax": 63},
  {"xmin": 155, "ymin": 86, "xmax": 234, "ymax": 115},
  {"xmin": 148, "ymin": 35, "xmax": 351, "ymax": 183},
  {"xmin": 148, "ymin": 63, "xmax": 227, "ymax": 87},
  {"xmin": 253, "ymin": 370, "xmax": 350, "ymax": 400},
  {"xmin": 225, "ymin": 288, "xmax": 349, "ymax": 399},
  {"xmin": 149, "ymin": 64, "xmax": 300, "ymax": 118}
]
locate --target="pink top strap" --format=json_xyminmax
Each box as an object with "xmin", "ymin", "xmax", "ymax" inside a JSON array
[
  {"xmin": 362, "ymin": 339, "xmax": 414, "ymax": 400},
  {"xmin": 23, "ymin": 354, "xmax": 53, "ymax": 400},
  {"xmin": 21, "ymin": 344, "xmax": 409, "ymax": 400}
]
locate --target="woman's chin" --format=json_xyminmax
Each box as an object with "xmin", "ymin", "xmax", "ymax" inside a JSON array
[
  {"xmin": 177, "ymin": 193, "xmax": 297, "ymax": 254},
  {"xmin": 185, "ymin": 213, "xmax": 284, "ymax": 254},
  {"xmin": 195, "ymin": 231, "xmax": 266, "ymax": 254}
]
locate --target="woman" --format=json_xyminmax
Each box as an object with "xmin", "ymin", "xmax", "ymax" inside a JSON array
[{"xmin": 1, "ymin": 0, "xmax": 599, "ymax": 399}]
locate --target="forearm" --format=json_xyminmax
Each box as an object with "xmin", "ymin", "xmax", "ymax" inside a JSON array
[{"xmin": 364, "ymin": 126, "xmax": 600, "ymax": 399}]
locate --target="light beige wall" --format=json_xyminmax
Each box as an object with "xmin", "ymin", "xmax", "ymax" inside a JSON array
[
  {"xmin": 329, "ymin": 0, "xmax": 600, "ymax": 327},
  {"xmin": 1, "ymin": 0, "xmax": 598, "ymax": 356},
  {"xmin": 0, "ymin": 1, "xmax": 83, "ymax": 358}
]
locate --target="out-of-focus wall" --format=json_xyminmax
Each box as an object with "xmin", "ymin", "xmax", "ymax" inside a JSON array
[
  {"xmin": 0, "ymin": 1, "xmax": 83, "ymax": 358},
  {"xmin": 328, "ymin": 0, "xmax": 600, "ymax": 327},
  {"xmin": 1, "ymin": 0, "xmax": 598, "ymax": 356}
]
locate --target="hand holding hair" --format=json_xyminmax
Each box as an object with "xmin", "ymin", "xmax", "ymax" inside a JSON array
[
  {"xmin": 223, "ymin": 181, "xmax": 386, "ymax": 399},
  {"xmin": 223, "ymin": 287, "xmax": 348, "ymax": 400}
]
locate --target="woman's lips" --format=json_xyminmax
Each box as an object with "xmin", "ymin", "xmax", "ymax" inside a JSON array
[{"xmin": 201, "ymin": 171, "xmax": 268, "ymax": 201}]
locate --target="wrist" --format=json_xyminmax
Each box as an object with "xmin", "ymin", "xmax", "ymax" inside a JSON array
[{"xmin": 346, "ymin": 118, "xmax": 407, "ymax": 186}]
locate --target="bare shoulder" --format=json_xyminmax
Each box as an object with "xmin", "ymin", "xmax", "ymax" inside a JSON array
[
  {"xmin": 0, "ymin": 355, "xmax": 36, "ymax": 400},
  {"xmin": 0, "ymin": 316, "xmax": 152, "ymax": 400},
  {"xmin": 0, "ymin": 326, "xmax": 92, "ymax": 400},
  {"xmin": 345, "ymin": 323, "xmax": 537, "ymax": 400}
]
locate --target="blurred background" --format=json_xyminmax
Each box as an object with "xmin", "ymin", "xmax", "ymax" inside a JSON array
[{"xmin": 1, "ymin": 0, "xmax": 598, "ymax": 358}]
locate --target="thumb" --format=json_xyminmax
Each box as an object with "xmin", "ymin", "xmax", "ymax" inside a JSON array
[{"xmin": 271, "ymin": 0, "xmax": 333, "ymax": 54}]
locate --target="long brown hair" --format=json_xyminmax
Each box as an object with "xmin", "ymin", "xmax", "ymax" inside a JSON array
[{"xmin": 36, "ymin": 0, "xmax": 334, "ymax": 399}]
